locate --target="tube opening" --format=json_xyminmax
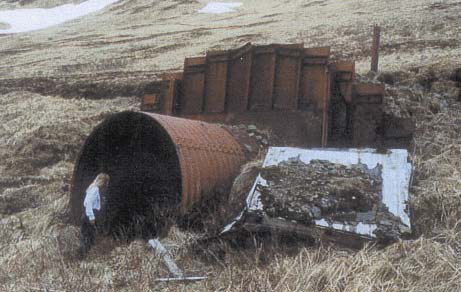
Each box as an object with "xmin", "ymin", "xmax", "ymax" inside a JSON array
[{"xmin": 71, "ymin": 112, "xmax": 181, "ymax": 239}]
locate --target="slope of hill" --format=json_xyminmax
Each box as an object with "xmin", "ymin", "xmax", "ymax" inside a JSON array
[
  {"xmin": 0, "ymin": 0, "xmax": 460, "ymax": 82},
  {"xmin": 0, "ymin": 0, "xmax": 460, "ymax": 291}
]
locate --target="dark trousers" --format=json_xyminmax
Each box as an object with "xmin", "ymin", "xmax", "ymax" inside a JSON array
[{"xmin": 79, "ymin": 214, "xmax": 97, "ymax": 257}]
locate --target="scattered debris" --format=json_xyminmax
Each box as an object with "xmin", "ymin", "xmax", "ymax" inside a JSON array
[
  {"xmin": 148, "ymin": 238, "xmax": 206, "ymax": 282},
  {"xmin": 259, "ymin": 159, "xmax": 383, "ymax": 225},
  {"xmin": 222, "ymin": 147, "xmax": 412, "ymax": 244},
  {"xmin": 142, "ymin": 42, "xmax": 414, "ymax": 148},
  {"xmin": 70, "ymin": 112, "xmax": 245, "ymax": 238}
]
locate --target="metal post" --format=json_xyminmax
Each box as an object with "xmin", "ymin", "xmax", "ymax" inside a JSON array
[{"xmin": 371, "ymin": 26, "xmax": 381, "ymax": 73}]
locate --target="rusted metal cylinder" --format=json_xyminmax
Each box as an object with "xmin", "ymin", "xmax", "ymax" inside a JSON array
[{"xmin": 69, "ymin": 111, "xmax": 245, "ymax": 224}]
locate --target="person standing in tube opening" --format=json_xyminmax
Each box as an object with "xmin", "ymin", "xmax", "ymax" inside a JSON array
[{"xmin": 79, "ymin": 173, "xmax": 110, "ymax": 258}]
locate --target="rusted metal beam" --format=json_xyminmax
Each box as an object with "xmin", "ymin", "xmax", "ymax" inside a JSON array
[
  {"xmin": 204, "ymin": 50, "xmax": 229, "ymax": 113},
  {"xmin": 181, "ymin": 57, "xmax": 206, "ymax": 114},
  {"xmin": 163, "ymin": 79, "xmax": 179, "ymax": 115},
  {"xmin": 227, "ymin": 43, "xmax": 253, "ymax": 112},
  {"xmin": 249, "ymin": 45, "xmax": 277, "ymax": 111},
  {"xmin": 141, "ymin": 94, "xmax": 160, "ymax": 111},
  {"xmin": 371, "ymin": 25, "xmax": 381, "ymax": 73}
]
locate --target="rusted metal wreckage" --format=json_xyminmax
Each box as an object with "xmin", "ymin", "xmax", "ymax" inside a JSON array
[
  {"xmin": 70, "ymin": 112, "xmax": 245, "ymax": 224},
  {"xmin": 141, "ymin": 42, "xmax": 412, "ymax": 148},
  {"xmin": 70, "ymin": 43, "xmax": 414, "ymax": 244}
]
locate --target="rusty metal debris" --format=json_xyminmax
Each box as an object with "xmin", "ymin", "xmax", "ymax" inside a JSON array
[
  {"xmin": 148, "ymin": 239, "xmax": 207, "ymax": 282},
  {"xmin": 69, "ymin": 42, "xmax": 415, "ymax": 247},
  {"xmin": 142, "ymin": 42, "xmax": 412, "ymax": 148},
  {"xmin": 70, "ymin": 111, "xmax": 245, "ymax": 229}
]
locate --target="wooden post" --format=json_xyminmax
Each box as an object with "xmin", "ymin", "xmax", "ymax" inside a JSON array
[{"xmin": 371, "ymin": 25, "xmax": 381, "ymax": 73}]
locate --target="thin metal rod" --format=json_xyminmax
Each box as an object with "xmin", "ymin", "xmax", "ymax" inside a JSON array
[
  {"xmin": 148, "ymin": 238, "xmax": 207, "ymax": 282},
  {"xmin": 148, "ymin": 239, "xmax": 184, "ymax": 278}
]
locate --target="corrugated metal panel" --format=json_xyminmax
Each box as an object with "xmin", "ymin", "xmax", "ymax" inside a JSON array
[
  {"xmin": 273, "ymin": 47, "xmax": 302, "ymax": 110},
  {"xmin": 204, "ymin": 50, "xmax": 228, "ymax": 113},
  {"xmin": 181, "ymin": 57, "xmax": 206, "ymax": 114},
  {"xmin": 149, "ymin": 113, "xmax": 245, "ymax": 210},
  {"xmin": 226, "ymin": 43, "xmax": 253, "ymax": 112},
  {"xmin": 300, "ymin": 56, "xmax": 329, "ymax": 111},
  {"xmin": 249, "ymin": 45, "xmax": 277, "ymax": 111}
]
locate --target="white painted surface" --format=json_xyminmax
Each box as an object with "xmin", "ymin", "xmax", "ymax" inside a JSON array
[
  {"xmin": 247, "ymin": 174, "xmax": 265, "ymax": 211},
  {"xmin": 0, "ymin": 0, "xmax": 119, "ymax": 34},
  {"xmin": 198, "ymin": 2, "xmax": 242, "ymax": 14},
  {"xmin": 315, "ymin": 218, "xmax": 378, "ymax": 237}
]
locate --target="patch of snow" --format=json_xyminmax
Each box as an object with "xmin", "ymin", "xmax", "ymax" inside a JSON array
[
  {"xmin": 0, "ymin": 0, "xmax": 119, "ymax": 34},
  {"xmin": 198, "ymin": 2, "xmax": 242, "ymax": 14}
]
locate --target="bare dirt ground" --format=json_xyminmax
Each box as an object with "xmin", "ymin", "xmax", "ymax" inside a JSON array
[{"xmin": 1, "ymin": 0, "xmax": 461, "ymax": 291}]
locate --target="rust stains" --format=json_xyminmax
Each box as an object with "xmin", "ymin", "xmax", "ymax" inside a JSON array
[{"xmin": 70, "ymin": 111, "xmax": 245, "ymax": 225}]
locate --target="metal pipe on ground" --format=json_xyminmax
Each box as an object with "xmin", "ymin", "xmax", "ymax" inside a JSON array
[
  {"xmin": 148, "ymin": 239, "xmax": 207, "ymax": 282},
  {"xmin": 69, "ymin": 111, "xmax": 245, "ymax": 236}
]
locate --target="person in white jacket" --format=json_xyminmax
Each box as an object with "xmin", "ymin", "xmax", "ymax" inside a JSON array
[{"xmin": 79, "ymin": 173, "xmax": 110, "ymax": 258}]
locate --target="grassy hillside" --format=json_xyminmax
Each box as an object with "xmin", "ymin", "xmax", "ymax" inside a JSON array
[
  {"xmin": 0, "ymin": 0, "xmax": 84, "ymax": 10},
  {"xmin": 0, "ymin": 0, "xmax": 460, "ymax": 81},
  {"xmin": 0, "ymin": 0, "xmax": 460, "ymax": 291}
]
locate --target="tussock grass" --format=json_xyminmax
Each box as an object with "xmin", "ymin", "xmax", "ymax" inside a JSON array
[{"xmin": 1, "ymin": 68, "xmax": 461, "ymax": 291}]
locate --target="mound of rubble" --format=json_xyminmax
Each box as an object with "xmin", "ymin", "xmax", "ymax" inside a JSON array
[
  {"xmin": 222, "ymin": 148, "xmax": 412, "ymax": 246},
  {"xmin": 259, "ymin": 160, "xmax": 382, "ymax": 225}
]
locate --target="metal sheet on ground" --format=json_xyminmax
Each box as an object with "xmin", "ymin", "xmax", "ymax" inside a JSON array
[
  {"xmin": 261, "ymin": 147, "xmax": 412, "ymax": 237},
  {"xmin": 222, "ymin": 147, "xmax": 411, "ymax": 239}
]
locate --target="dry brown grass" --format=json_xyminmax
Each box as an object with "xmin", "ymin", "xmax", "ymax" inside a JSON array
[
  {"xmin": 0, "ymin": 0, "xmax": 459, "ymax": 81},
  {"xmin": 1, "ymin": 1, "xmax": 461, "ymax": 291},
  {"xmin": 0, "ymin": 69, "xmax": 460, "ymax": 291}
]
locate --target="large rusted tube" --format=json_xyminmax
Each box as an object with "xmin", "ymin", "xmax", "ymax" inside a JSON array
[{"xmin": 69, "ymin": 111, "xmax": 245, "ymax": 226}]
